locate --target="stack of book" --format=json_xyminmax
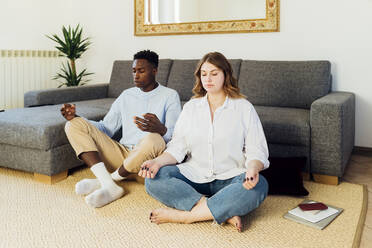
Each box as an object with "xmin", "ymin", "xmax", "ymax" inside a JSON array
[{"xmin": 284, "ymin": 200, "xmax": 343, "ymax": 229}]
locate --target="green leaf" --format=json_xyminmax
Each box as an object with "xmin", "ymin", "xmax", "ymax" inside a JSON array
[{"xmin": 47, "ymin": 24, "xmax": 92, "ymax": 87}]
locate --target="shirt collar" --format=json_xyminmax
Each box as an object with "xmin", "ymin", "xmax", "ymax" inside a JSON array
[
  {"xmin": 199, "ymin": 94, "xmax": 230, "ymax": 109},
  {"xmin": 136, "ymin": 82, "xmax": 162, "ymax": 97}
]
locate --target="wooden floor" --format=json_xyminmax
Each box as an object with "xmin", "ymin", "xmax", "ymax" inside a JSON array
[{"xmin": 342, "ymin": 151, "xmax": 372, "ymax": 248}]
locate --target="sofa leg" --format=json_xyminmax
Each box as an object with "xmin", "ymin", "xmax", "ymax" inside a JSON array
[
  {"xmin": 312, "ymin": 174, "xmax": 339, "ymax": 185},
  {"xmin": 34, "ymin": 170, "xmax": 68, "ymax": 184}
]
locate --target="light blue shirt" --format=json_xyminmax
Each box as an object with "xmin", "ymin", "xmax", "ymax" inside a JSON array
[{"xmin": 90, "ymin": 84, "xmax": 181, "ymax": 147}]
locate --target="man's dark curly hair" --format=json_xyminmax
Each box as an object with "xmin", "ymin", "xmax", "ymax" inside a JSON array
[{"xmin": 133, "ymin": 50, "xmax": 159, "ymax": 68}]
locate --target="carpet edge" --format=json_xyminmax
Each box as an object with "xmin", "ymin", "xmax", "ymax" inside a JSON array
[{"xmin": 352, "ymin": 184, "xmax": 368, "ymax": 248}]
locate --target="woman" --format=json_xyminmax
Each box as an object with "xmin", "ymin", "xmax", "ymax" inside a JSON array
[{"xmin": 138, "ymin": 52, "xmax": 269, "ymax": 232}]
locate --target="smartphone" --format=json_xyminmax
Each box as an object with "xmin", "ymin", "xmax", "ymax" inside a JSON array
[{"xmin": 298, "ymin": 202, "xmax": 328, "ymax": 211}]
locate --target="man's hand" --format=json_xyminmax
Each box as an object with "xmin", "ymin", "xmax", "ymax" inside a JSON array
[
  {"xmin": 133, "ymin": 113, "xmax": 167, "ymax": 136},
  {"xmin": 60, "ymin": 103, "xmax": 76, "ymax": 121},
  {"xmin": 138, "ymin": 159, "xmax": 161, "ymax": 179}
]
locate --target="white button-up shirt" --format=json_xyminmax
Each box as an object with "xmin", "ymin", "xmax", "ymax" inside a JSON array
[{"xmin": 165, "ymin": 95, "xmax": 269, "ymax": 183}]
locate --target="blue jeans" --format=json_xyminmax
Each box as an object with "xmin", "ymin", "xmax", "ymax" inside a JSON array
[{"xmin": 145, "ymin": 165, "xmax": 269, "ymax": 224}]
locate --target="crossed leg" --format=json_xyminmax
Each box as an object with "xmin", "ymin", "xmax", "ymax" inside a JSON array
[
  {"xmin": 65, "ymin": 117, "xmax": 165, "ymax": 208},
  {"xmin": 149, "ymin": 197, "xmax": 243, "ymax": 232},
  {"xmin": 144, "ymin": 166, "xmax": 267, "ymax": 232}
]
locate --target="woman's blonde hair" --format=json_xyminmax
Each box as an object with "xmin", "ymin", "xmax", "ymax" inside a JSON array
[{"xmin": 192, "ymin": 52, "xmax": 245, "ymax": 99}]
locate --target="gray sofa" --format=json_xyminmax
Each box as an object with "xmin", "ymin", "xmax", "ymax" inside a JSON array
[{"xmin": 0, "ymin": 59, "xmax": 355, "ymax": 184}]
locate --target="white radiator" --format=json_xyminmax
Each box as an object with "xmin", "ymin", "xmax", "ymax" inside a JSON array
[{"xmin": 0, "ymin": 50, "xmax": 63, "ymax": 110}]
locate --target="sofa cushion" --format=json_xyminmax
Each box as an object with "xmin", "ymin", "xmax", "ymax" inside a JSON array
[
  {"xmin": 167, "ymin": 59, "xmax": 242, "ymax": 101},
  {"xmin": 239, "ymin": 60, "xmax": 331, "ymax": 109},
  {"xmin": 108, "ymin": 59, "xmax": 173, "ymax": 98},
  {"xmin": 72, "ymin": 98, "xmax": 116, "ymax": 111},
  {"xmin": 255, "ymin": 106, "xmax": 310, "ymax": 146},
  {"xmin": 0, "ymin": 105, "xmax": 107, "ymax": 151},
  {"xmin": 230, "ymin": 59, "xmax": 242, "ymax": 81},
  {"xmin": 156, "ymin": 59, "xmax": 174, "ymax": 85},
  {"xmin": 24, "ymin": 84, "xmax": 109, "ymax": 107},
  {"xmin": 166, "ymin": 60, "xmax": 199, "ymax": 102}
]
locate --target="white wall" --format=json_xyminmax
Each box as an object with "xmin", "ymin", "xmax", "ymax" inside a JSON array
[
  {"xmin": 1, "ymin": 0, "xmax": 372, "ymax": 148},
  {"xmin": 0, "ymin": 0, "xmax": 73, "ymax": 48},
  {"xmin": 199, "ymin": 0, "xmax": 266, "ymax": 21}
]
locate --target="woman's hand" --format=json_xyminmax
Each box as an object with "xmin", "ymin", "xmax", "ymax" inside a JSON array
[
  {"xmin": 243, "ymin": 166, "xmax": 260, "ymax": 190},
  {"xmin": 138, "ymin": 159, "xmax": 161, "ymax": 179}
]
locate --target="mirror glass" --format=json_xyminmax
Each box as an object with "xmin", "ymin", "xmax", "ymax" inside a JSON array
[
  {"xmin": 145, "ymin": 0, "xmax": 266, "ymax": 24},
  {"xmin": 135, "ymin": 0, "xmax": 280, "ymax": 36}
]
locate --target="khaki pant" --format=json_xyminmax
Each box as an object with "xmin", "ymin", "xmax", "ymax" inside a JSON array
[{"xmin": 64, "ymin": 117, "xmax": 166, "ymax": 173}]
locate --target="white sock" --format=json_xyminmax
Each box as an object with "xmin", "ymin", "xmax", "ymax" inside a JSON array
[
  {"xmin": 111, "ymin": 168, "xmax": 127, "ymax": 181},
  {"xmin": 75, "ymin": 178, "xmax": 101, "ymax": 195},
  {"xmin": 90, "ymin": 162, "xmax": 116, "ymax": 187},
  {"xmin": 85, "ymin": 162, "xmax": 124, "ymax": 208},
  {"xmin": 75, "ymin": 166, "xmax": 126, "ymax": 195}
]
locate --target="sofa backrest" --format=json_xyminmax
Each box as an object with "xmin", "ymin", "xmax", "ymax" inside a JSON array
[
  {"xmin": 166, "ymin": 60, "xmax": 199, "ymax": 102},
  {"xmin": 166, "ymin": 59, "xmax": 242, "ymax": 101},
  {"xmin": 108, "ymin": 59, "xmax": 330, "ymax": 107},
  {"xmin": 108, "ymin": 59, "xmax": 173, "ymax": 98},
  {"xmin": 238, "ymin": 60, "xmax": 331, "ymax": 109}
]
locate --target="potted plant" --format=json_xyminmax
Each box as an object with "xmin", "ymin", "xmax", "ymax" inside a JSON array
[{"xmin": 47, "ymin": 24, "xmax": 93, "ymax": 87}]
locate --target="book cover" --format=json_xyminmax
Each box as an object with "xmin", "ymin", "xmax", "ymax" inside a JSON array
[
  {"xmin": 284, "ymin": 200, "xmax": 344, "ymax": 230},
  {"xmin": 288, "ymin": 201, "xmax": 339, "ymax": 223}
]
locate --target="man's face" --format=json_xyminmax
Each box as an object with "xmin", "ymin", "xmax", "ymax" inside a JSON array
[{"xmin": 132, "ymin": 59, "xmax": 157, "ymax": 92}]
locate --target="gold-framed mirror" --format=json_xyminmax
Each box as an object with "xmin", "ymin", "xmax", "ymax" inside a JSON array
[{"xmin": 134, "ymin": 0, "xmax": 279, "ymax": 36}]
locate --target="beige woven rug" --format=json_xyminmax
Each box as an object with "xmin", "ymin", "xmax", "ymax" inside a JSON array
[{"xmin": 0, "ymin": 167, "xmax": 367, "ymax": 248}]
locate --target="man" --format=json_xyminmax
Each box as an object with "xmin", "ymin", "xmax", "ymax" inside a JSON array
[{"xmin": 61, "ymin": 50, "xmax": 181, "ymax": 208}]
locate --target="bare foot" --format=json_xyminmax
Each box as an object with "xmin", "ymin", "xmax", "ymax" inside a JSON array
[
  {"xmin": 149, "ymin": 208, "xmax": 190, "ymax": 224},
  {"xmin": 226, "ymin": 216, "xmax": 242, "ymax": 232}
]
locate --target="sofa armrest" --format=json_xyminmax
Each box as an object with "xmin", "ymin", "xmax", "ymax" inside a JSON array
[
  {"xmin": 24, "ymin": 83, "xmax": 109, "ymax": 107},
  {"xmin": 310, "ymin": 91, "xmax": 355, "ymax": 177}
]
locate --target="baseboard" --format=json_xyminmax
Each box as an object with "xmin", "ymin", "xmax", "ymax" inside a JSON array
[{"xmin": 353, "ymin": 146, "xmax": 372, "ymax": 157}]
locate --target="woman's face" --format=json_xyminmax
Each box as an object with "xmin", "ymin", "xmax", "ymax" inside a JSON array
[{"xmin": 200, "ymin": 61, "xmax": 225, "ymax": 94}]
